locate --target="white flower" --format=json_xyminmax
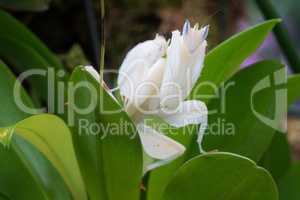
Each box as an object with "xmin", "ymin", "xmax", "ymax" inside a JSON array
[
  {"xmin": 117, "ymin": 34, "xmax": 168, "ymax": 116},
  {"xmin": 117, "ymin": 20, "xmax": 209, "ymax": 172},
  {"xmin": 85, "ymin": 20, "xmax": 208, "ymax": 172}
]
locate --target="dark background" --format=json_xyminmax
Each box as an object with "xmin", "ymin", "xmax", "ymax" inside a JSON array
[{"xmin": 11, "ymin": 0, "xmax": 299, "ymax": 72}]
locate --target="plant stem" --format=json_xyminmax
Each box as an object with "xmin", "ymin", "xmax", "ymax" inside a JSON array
[
  {"xmin": 99, "ymin": 0, "xmax": 105, "ymax": 81},
  {"xmin": 255, "ymin": 0, "xmax": 300, "ymax": 73},
  {"xmin": 83, "ymin": 0, "xmax": 99, "ymax": 67}
]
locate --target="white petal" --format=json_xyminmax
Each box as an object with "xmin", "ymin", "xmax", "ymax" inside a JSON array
[
  {"xmin": 143, "ymin": 153, "xmax": 179, "ymax": 174},
  {"xmin": 84, "ymin": 66, "xmax": 100, "ymax": 82},
  {"xmin": 121, "ymin": 59, "xmax": 166, "ymax": 117},
  {"xmin": 182, "ymin": 19, "xmax": 191, "ymax": 35},
  {"xmin": 191, "ymin": 40, "xmax": 207, "ymax": 84},
  {"xmin": 118, "ymin": 36, "xmax": 167, "ymax": 91},
  {"xmin": 183, "ymin": 23, "xmax": 209, "ymax": 53},
  {"xmin": 83, "ymin": 66, "xmax": 119, "ymax": 103},
  {"xmin": 145, "ymin": 59, "xmax": 166, "ymax": 91},
  {"xmin": 159, "ymin": 100, "xmax": 207, "ymax": 127},
  {"xmin": 201, "ymin": 25, "xmax": 209, "ymax": 42},
  {"xmin": 159, "ymin": 100, "xmax": 208, "ymax": 152},
  {"xmin": 160, "ymin": 25, "xmax": 208, "ymax": 110},
  {"xmin": 137, "ymin": 123, "xmax": 185, "ymax": 160},
  {"xmin": 118, "ymin": 59, "xmax": 148, "ymax": 101},
  {"xmin": 136, "ymin": 58, "xmax": 166, "ymax": 111},
  {"xmin": 160, "ymin": 30, "xmax": 186, "ymax": 110}
]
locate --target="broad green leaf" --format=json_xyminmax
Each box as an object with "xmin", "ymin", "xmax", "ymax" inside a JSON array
[
  {"xmin": 68, "ymin": 67, "xmax": 105, "ymax": 200},
  {"xmin": 190, "ymin": 19, "xmax": 280, "ymax": 102},
  {"xmin": 259, "ymin": 74, "xmax": 300, "ymax": 182},
  {"xmin": 287, "ymin": 74, "xmax": 300, "ymax": 105},
  {"xmin": 278, "ymin": 163, "xmax": 300, "ymax": 200},
  {"xmin": 0, "ymin": 9, "xmax": 62, "ymax": 68},
  {"xmin": 0, "ymin": 35, "xmax": 67, "ymax": 104},
  {"xmin": 0, "ymin": 193, "xmax": 10, "ymax": 199},
  {"xmin": 0, "ymin": 139, "xmax": 48, "ymax": 200},
  {"xmin": 0, "ymin": 61, "xmax": 47, "ymax": 198},
  {"xmin": 0, "ymin": 61, "xmax": 75, "ymax": 199},
  {"xmin": 144, "ymin": 118, "xmax": 198, "ymax": 200},
  {"xmin": 0, "ymin": 10, "xmax": 67, "ymax": 104},
  {"xmin": 203, "ymin": 60, "xmax": 285, "ymax": 162},
  {"xmin": 0, "ymin": 136, "xmax": 72, "ymax": 200},
  {"xmin": 0, "ymin": 60, "xmax": 33, "ymax": 124},
  {"xmin": 163, "ymin": 152, "xmax": 278, "ymax": 200},
  {"xmin": 0, "ymin": 114, "xmax": 86, "ymax": 200},
  {"xmin": 69, "ymin": 66, "xmax": 143, "ymax": 200},
  {"xmin": 260, "ymin": 131, "xmax": 291, "ymax": 182},
  {"xmin": 0, "ymin": 0, "xmax": 50, "ymax": 11},
  {"xmin": 0, "ymin": 36, "xmax": 50, "ymax": 98}
]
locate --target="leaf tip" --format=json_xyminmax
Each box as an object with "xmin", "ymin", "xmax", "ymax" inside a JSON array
[
  {"xmin": 0, "ymin": 126, "xmax": 14, "ymax": 148},
  {"xmin": 266, "ymin": 18, "xmax": 282, "ymax": 26}
]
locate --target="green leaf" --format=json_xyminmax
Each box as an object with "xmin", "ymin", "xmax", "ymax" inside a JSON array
[
  {"xmin": 0, "ymin": 193, "xmax": 10, "ymax": 200},
  {"xmin": 260, "ymin": 132, "xmax": 291, "ymax": 182},
  {"xmin": 0, "ymin": 60, "xmax": 33, "ymax": 125},
  {"xmin": 259, "ymin": 74, "xmax": 300, "ymax": 182},
  {"xmin": 0, "ymin": 114, "xmax": 86, "ymax": 199},
  {"xmin": 0, "ymin": 36, "xmax": 51, "ymax": 99},
  {"xmin": 287, "ymin": 74, "xmax": 300, "ymax": 105},
  {"xmin": 0, "ymin": 10, "xmax": 67, "ymax": 104},
  {"xmin": 278, "ymin": 163, "xmax": 300, "ymax": 200},
  {"xmin": 0, "ymin": 9, "xmax": 62, "ymax": 69},
  {"xmin": 0, "ymin": 61, "xmax": 76, "ymax": 199},
  {"xmin": 0, "ymin": 139, "xmax": 48, "ymax": 200},
  {"xmin": 0, "ymin": 0, "xmax": 50, "ymax": 11},
  {"xmin": 68, "ymin": 67, "xmax": 105, "ymax": 199},
  {"xmin": 190, "ymin": 19, "xmax": 280, "ymax": 102},
  {"xmin": 69, "ymin": 66, "xmax": 143, "ymax": 200},
  {"xmin": 163, "ymin": 152, "xmax": 278, "ymax": 200},
  {"xmin": 0, "ymin": 35, "xmax": 68, "ymax": 105},
  {"xmin": 0, "ymin": 136, "xmax": 72, "ymax": 200},
  {"xmin": 144, "ymin": 118, "xmax": 198, "ymax": 200},
  {"xmin": 203, "ymin": 60, "xmax": 285, "ymax": 162}
]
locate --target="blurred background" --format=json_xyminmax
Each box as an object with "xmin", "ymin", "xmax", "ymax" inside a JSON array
[{"xmin": 7, "ymin": 0, "xmax": 300, "ymax": 160}]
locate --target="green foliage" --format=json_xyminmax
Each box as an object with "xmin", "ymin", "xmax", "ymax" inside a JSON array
[
  {"xmin": 0, "ymin": 60, "xmax": 33, "ymax": 125},
  {"xmin": 278, "ymin": 163, "xmax": 300, "ymax": 200},
  {"xmin": 260, "ymin": 73, "xmax": 300, "ymax": 183},
  {"xmin": 145, "ymin": 119, "xmax": 198, "ymax": 200},
  {"xmin": 0, "ymin": 11, "xmax": 298, "ymax": 200},
  {"xmin": 163, "ymin": 152, "xmax": 278, "ymax": 200},
  {"xmin": 0, "ymin": 10, "xmax": 62, "ymax": 69},
  {"xmin": 0, "ymin": 62, "xmax": 75, "ymax": 199},
  {"xmin": 146, "ymin": 21, "xmax": 283, "ymax": 199},
  {"xmin": 0, "ymin": 10, "xmax": 67, "ymax": 103},
  {"xmin": 0, "ymin": 114, "xmax": 86, "ymax": 199},
  {"xmin": 69, "ymin": 67, "xmax": 143, "ymax": 200},
  {"xmin": 203, "ymin": 60, "xmax": 284, "ymax": 162},
  {"xmin": 260, "ymin": 132, "xmax": 291, "ymax": 182},
  {"xmin": 287, "ymin": 74, "xmax": 300, "ymax": 105},
  {"xmin": 0, "ymin": 136, "xmax": 72, "ymax": 200},
  {"xmin": 190, "ymin": 19, "xmax": 281, "ymax": 103}
]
